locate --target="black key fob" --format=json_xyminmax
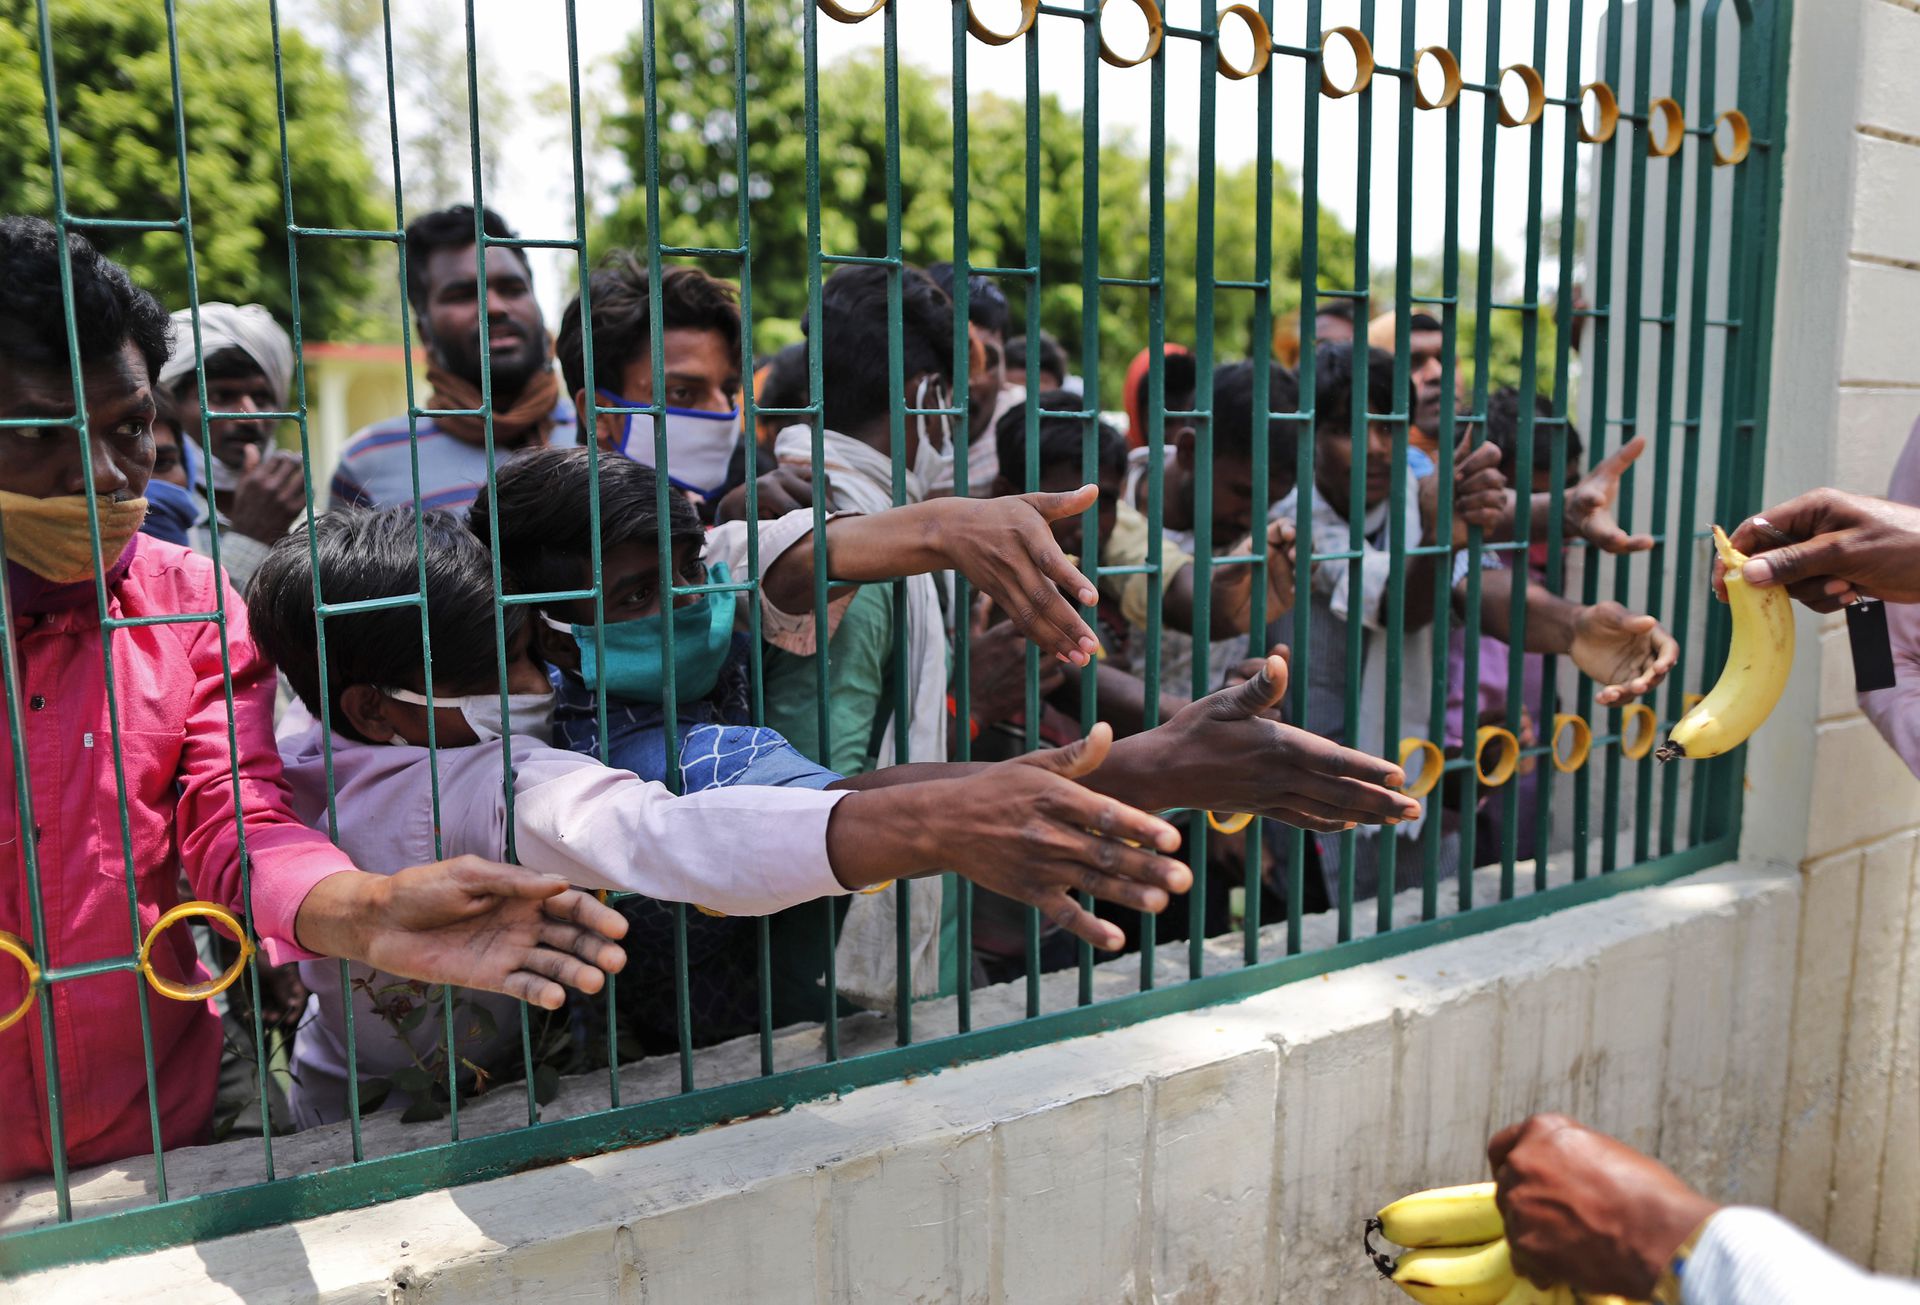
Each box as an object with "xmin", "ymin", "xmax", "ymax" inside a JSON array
[{"xmin": 1847, "ymin": 597, "xmax": 1896, "ymax": 693}]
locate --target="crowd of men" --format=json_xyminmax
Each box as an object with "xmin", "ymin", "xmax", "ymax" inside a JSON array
[{"xmin": 0, "ymin": 203, "xmax": 1688, "ymax": 1178}]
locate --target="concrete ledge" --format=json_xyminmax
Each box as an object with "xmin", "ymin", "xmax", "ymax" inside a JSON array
[{"xmin": 11, "ymin": 861, "xmax": 1802, "ymax": 1304}]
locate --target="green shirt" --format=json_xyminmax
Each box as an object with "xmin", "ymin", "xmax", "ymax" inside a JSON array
[{"xmin": 762, "ymin": 582, "xmax": 896, "ymax": 777}]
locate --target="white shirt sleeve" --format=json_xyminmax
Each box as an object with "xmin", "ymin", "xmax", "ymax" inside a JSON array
[
  {"xmin": 703, "ymin": 509, "xmax": 858, "ymax": 655},
  {"xmin": 508, "ymin": 745, "xmax": 852, "ymax": 914},
  {"xmin": 1682, "ymin": 1208, "xmax": 1920, "ymax": 1305}
]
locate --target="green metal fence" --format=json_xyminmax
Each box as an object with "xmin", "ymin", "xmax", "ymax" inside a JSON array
[{"xmin": 0, "ymin": 0, "xmax": 1789, "ymax": 1273}]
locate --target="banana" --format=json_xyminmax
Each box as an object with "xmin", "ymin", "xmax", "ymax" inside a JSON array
[
  {"xmin": 1377, "ymin": 1182, "xmax": 1505, "ymax": 1248},
  {"xmin": 1656, "ymin": 524, "xmax": 1795, "ymax": 761},
  {"xmin": 1573, "ymin": 1296, "xmax": 1649, "ymax": 1305},
  {"xmin": 1491, "ymin": 1280, "xmax": 1569, "ymax": 1305},
  {"xmin": 1391, "ymin": 1238, "xmax": 1516, "ymax": 1305}
]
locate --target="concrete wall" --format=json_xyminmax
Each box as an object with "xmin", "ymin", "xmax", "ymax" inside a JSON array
[
  {"xmin": 1743, "ymin": 0, "xmax": 1920, "ymax": 1276},
  {"xmin": 15, "ymin": 862, "xmax": 1806, "ymax": 1304}
]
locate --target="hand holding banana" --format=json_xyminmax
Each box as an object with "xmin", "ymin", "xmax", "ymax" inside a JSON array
[{"xmin": 1367, "ymin": 1181, "xmax": 1610, "ymax": 1304}]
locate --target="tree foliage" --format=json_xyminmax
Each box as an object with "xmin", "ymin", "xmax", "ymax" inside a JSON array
[
  {"xmin": 0, "ymin": 0, "xmax": 385, "ymax": 340},
  {"xmin": 597, "ymin": 0, "xmax": 1367, "ymax": 410}
]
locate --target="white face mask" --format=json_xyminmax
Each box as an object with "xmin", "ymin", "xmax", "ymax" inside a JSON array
[
  {"xmin": 382, "ymin": 687, "xmax": 555, "ymax": 746},
  {"xmin": 601, "ymin": 391, "xmax": 741, "ymax": 503},
  {"xmin": 911, "ymin": 374, "xmax": 954, "ymax": 491}
]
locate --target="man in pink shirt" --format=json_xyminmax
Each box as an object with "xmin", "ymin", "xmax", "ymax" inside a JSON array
[{"xmin": 0, "ymin": 217, "xmax": 629, "ymax": 1180}]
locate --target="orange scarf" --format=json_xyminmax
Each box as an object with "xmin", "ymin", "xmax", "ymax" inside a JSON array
[{"xmin": 425, "ymin": 361, "xmax": 563, "ymax": 449}]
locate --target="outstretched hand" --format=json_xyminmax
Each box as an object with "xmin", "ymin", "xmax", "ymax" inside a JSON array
[
  {"xmin": 1135, "ymin": 656, "xmax": 1422, "ymax": 832},
  {"xmin": 1566, "ymin": 435, "xmax": 1655, "ymax": 554},
  {"xmin": 943, "ymin": 723, "xmax": 1191, "ymax": 950},
  {"xmin": 1569, "ymin": 601, "xmax": 1680, "ymax": 705},
  {"xmin": 296, "ymin": 859, "xmax": 630, "ymax": 1010},
  {"xmin": 929, "ymin": 487, "xmax": 1104, "ymax": 665}
]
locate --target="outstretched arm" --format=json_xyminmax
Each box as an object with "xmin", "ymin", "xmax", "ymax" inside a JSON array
[
  {"xmin": 757, "ymin": 488, "xmax": 1104, "ymax": 664},
  {"xmin": 1472, "ymin": 568, "xmax": 1677, "ymax": 706},
  {"xmin": 294, "ymin": 860, "xmax": 629, "ymax": 1011},
  {"xmin": 1087, "ymin": 656, "xmax": 1423, "ymax": 832}
]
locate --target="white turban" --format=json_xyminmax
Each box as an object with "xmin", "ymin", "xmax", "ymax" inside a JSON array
[{"xmin": 158, "ymin": 303, "xmax": 294, "ymax": 407}]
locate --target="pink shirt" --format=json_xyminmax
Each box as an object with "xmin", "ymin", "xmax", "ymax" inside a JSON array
[
  {"xmin": 1860, "ymin": 415, "xmax": 1920, "ymax": 778},
  {"xmin": 0, "ymin": 536, "xmax": 355, "ymax": 1180}
]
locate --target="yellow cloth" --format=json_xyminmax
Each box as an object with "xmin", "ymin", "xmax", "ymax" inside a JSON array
[{"xmin": 1102, "ymin": 498, "xmax": 1193, "ymax": 628}]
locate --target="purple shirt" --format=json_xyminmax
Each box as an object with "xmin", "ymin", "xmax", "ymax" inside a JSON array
[{"xmin": 1859, "ymin": 414, "xmax": 1920, "ymax": 777}]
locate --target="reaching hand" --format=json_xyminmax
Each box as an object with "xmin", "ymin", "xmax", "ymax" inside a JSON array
[
  {"xmin": 226, "ymin": 444, "xmax": 307, "ymax": 544},
  {"xmin": 1423, "ymin": 436, "xmax": 1509, "ymax": 547},
  {"xmin": 1142, "ymin": 656, "xmax": 1422, "ymax": 832},
  {"xmin": 1568, "ymin": 601, "xmax": 1680, "ymax": 705},
  {"xmin": 714, "ymin": 464, "xmax": 822, "ymax": 523},
  {"xmin": 1722, "ymin": 488, "xmax": 1920, "ymax": 611},
  {"xmin": 928, "ymin": 487, "xmax": 1103, "ymax": 664},
  {"xmin": 1212, "ymin": 520, "xmax": 1297, "ymax": 636},
  {"xmin": 1566, "ymin": 435, "xmax": 1655, "ymax": 553},
  {"xmin": 1490, "ymin": 1113, "xmax": 1719, "ymax": 1296},
  {"xmin": 298, "ymin": 859, "xmax": 630, "ymax": 1010},
  {"xmin": 965, "ymin": 593, "xmax": 1067, "ymax": 734},
  {"xmin": 941, "ymin": 723, "xmax": 1192, "ymax": 950}
]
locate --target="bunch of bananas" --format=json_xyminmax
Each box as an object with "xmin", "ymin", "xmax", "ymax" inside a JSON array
[{"xmin": 1365, "ymin": 1183, "xmax": 1646, "ymax": 1305}]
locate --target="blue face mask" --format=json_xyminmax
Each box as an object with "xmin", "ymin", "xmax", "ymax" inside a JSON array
[
  {"xmin": 594, "ymin": 389, "xmax": 741, "ymax": 502},
  {"xmin": 545, "ymin": 561, "xmax": 735, "ymax": 704}
]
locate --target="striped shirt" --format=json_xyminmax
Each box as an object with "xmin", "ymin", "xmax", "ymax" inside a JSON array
[{"xmin": 328, "ymin": 398, "xmax": 577, "ymax": 513}]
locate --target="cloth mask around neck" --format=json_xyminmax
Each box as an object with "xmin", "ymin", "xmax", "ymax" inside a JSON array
[
  {"xmin": 596, "ymin": 390, "xmax": 741, "ymax": 502},
  {"xmin": 382, "ymin": 686, "xmax": 556, "ymax": 745},
  {"xmin": 0, "ymin": 492, "xmax": 149, "ymax": 583},
  {"xmin": 544, "ymin": 560, "xmax": 735, "ymax": 705},
  {"xmin": 911, "ymin": 374, "xmax": 955, "ymax": 495}
]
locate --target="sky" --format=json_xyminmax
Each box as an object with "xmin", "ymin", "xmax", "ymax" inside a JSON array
[{"xmin": 283, "ymin": 0, "xmax": 1664, "ymax": 323}]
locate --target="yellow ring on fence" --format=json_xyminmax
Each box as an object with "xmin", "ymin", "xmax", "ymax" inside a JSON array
[
  {"xmin": 1398, "ymin": 737, "xmax": 1445, "ymax": 800},
  {"xmin": 1099, "ymin": 0, "xmax": 1164, "ymax": 69},
  {"xmin": 1207, "ymin": 810, "xmax": 1256, "ymax": 835},
  {"xmin": 1215, "ymin": 5, "xmax": 1271, "ymax": 80},
  {"xmin": 1620, "ymin": 703, "xmax": 1659, "ymax": 760},
  {"xmin": 1713, "ymin": 108, "xmax": 1751, "ymax": 166},
  {"xmin": 1319, "ymin": 26, "xmax": 1374, "ymax": 99},
  {"xmin": 967, "ymin": 0, "xmax": 1038, "ymax": 45},
  {"xmin": 1496, "ymin": 63, "xmax": 1546, "ymax": 128},
  {"xmin": 0, "ymin": 930, "xmax": 40, "ymax": 1035},
  {"xmin": 139, "ymin": 901, "xmax": 253, "ymax": 1003},
  {"xmin": 1412, "ymin": 45, "xmax": 1461, "ymax": 110},
  {"xmin": 1475, "ymin": 725, "xmax": 1521, "ymax": 787},
  {"xmin": 693, "ymin": 904, "xmax": 729, "ymax": 918},
  {"xmin": 1683, "ymin": 692, "xmax": 1705, "ymax": 714},
  {"xmin": 1647, "ymin": 97, "xmax": 1686, "ymax": 157},
  {"xmin": 1551, "ymin": 713, "xmax": 1593, "ymax": 774},
  {"xmin": 817, "ymin": 0, "xmax": 888, "ymax": 22},
  {"xmin": 1578, "ymin": 80, "xmax": 1620, "ymax": 144},
  {"xmin": 859, "ymin": 880, "xmax": 895, "ymax": 895}
]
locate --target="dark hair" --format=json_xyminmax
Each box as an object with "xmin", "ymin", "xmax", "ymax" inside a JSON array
[
  {"xmin": 1131, "ymin": 351, "xmax": 1199, "ymax": 427},
  {"xmin": 1407, "ymin": 311, "xmax": 1443, "ymax": 334},
  {"xmin": 994, "ymin": 390, "xmax": 1125, "ymax": 488},
  {"xmin": 1313, "ymin": 343, "xmax": 1395, "ymax": 437},
  {"xmin": 1212, "ymin": 360, "xmax": 1301, "ymax": 491},
  {"xmin": 171, "ymin": 345, "xmax": 266, "ymax": 398},
  {"xmin": 1006, "ymin": 332, "xmax": 1068, "ymax": 385},
  {"xmin": 1312, "ymin": 299, "xmax": 1357, "ymax": 326},
  {"xmin": 816, "ymin": 264, "xmax": 955, "ymax": 433},
  {"xmin": 469, "ymin": 446, "xmax": 702, "ymax": 598},
  {"xmin": 404, "ymin": 205, "xmax": 525, "ymax": 316},
  {"xmin": 0, "ymin": 216, "xmax": 171, "ymax": 383},
  {"xmin": 1482, "ymin": 386, "xmax": 1584, "ymax": 477},
  {"xmin": 555, "ymin": 251, "xmax": 743, "ymax": 400},
  {"xmin": 247, "ymin": 507, "xmax": 523, "ymax": 744},
  {"xmin": 756, "ymin": 341, "xmax": 810, "ymax": 414},
  {"xmin": 926, "ymin": 262, "xmax": 1010, "ymax": 340}
]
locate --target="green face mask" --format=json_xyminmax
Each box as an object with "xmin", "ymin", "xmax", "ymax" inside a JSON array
[{"xmin": 545, "ymin": 561, "xmax": 736, "ymax": 704}]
